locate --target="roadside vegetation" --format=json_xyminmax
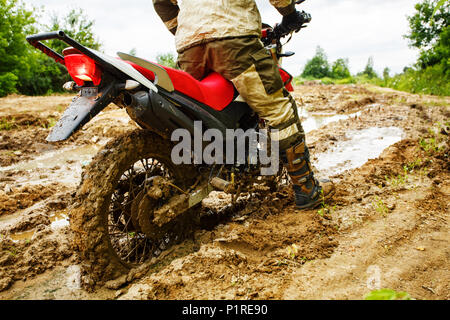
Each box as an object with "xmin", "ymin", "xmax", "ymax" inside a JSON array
[
  {"xmin": 295, "ymin": 0, "xmax": 449, "ymax": 96},
  {"xmin": 1, "ymin": 0, "xmax": 448, "ymax": 98},
  {"xmin": 0, "ymin": 0, "xmax": 100, "ymax": 97}
]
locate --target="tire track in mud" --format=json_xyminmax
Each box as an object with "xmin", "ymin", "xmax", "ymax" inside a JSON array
[
  {"xmin": 283, "ymin": 135, "xmax": 449, "ymax": 300},
  {"xmin": 0, "ymin": 100, "xmax": 139, "ymax": 296},
  {"xmin": 0, "ymin": 85, "xmax": 448, "ymax": 299},
  {"xmin": 282, "ymin": 187, "xmax": 449, "ymax": 300},
  {"xmin": 118, "ymin": 87, "xmax": 449, "ymax": 300},
  {"xmin": 0, "ymin": 102, "xmax": 138, "ymax": 167}
]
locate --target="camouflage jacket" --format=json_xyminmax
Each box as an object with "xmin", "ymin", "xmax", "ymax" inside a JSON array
[{"xmin": 153, "ymin": 0, "xmax": 296, "ymax": 53}]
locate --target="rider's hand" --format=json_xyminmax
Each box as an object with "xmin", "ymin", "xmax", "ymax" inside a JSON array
[{"xmin": 278, "ymin": 10, "xmax": 311, "ymax": 35}]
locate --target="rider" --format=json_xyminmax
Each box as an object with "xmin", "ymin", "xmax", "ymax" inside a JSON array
[{"xmin": 153, "ymin": 0, "xmax": 335, "ymax": 209}]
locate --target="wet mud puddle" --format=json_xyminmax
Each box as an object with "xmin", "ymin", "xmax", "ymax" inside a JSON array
[
  {"xmin": 300, "ymin": 108, "xmax": 362, "ymax": 133},
  {"xmin": 298, "ymin": 108, "xmax": 404, "ymax": 177},
  {"xmin": 1, "ymin": 143, "xmax": 107, "ymax": 242},
  {"xmin": 315, "ymin": 126, "xmax": 404, "ymax": 177},
  {"xmin": 0, "ymin": 143, "xmax": 105, "ymax": 187},
  {"xmin": 8, "ymin": 210, "xmax": 69, "ymax": 242}
]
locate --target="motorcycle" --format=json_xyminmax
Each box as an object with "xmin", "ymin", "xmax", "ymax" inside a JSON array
[{"xmin": 26, "ymin": 2, "xmax": 311, "ymax": 285}]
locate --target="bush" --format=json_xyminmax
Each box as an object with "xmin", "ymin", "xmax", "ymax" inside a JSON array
[
  {"xmin": 301, "ymin": 46, "xmax": 330, "ymax": 78},
  {"xmin": 331, "ymin": 58, "xmax": 351, "ymax": 79},
  {"xmin": 319, "ymin": 77, "xmax": 336, "ymax": 85},
  {"xmin": 385, "ymin": 65, "xmax": 450, "ymax": 96},
  {"xmin": 335, "ymin": 77, "xmax": 357, "ymax": 84},
  {"xmin": 17, "ymin": 52, "xmax": 63, "ymax": 96},
  {"xmin": 0, "ymin": 2, "xmax": 102, "ymax": 97},
  {"xmin": 0, "ymin": 73, "xmax": 19, "ymax": 97},
  {"xmin": 0, "ymin": 0, "xmax": 36, "ymax": 97},
  {"xmin": 293, "ymin": 76, "xmax": 357, "ymax": 86},
  {"xmin": 156, "ymin": 52, "xmax": 177, "ymax": 69}
]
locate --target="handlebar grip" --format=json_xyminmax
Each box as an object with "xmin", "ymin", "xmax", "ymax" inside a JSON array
[
  {"xmin": 273, "ymin": 24, "xmax": 290, "ymax": 38},
  {"xmin": 301, "ymin": 11, "xmax": 312, "ymax": 24},
  {"xmin": 26, "ymin": 31, "xmax": 66, "ymax": 44}
]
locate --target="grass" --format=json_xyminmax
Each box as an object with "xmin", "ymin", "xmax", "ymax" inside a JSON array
[
  {"xmin": 317, "ymin": 189, "xmax": 336, "ymax": 217},
  {"xmin": 286, "ymin": 244, "xmax": 299, "ymax": 260},
  {"xmin": 421, "ymin": 98, "xmax": 449, "ymax": 108},
  {"xmin": 372, "ymin": 197, "xmax": 390, "ymax": 217},
  {"xmin": 7, "ymin": 246, "xmax": 17, "ymax": 257},
  {"xmin": 385, "ymin": 165, "xmax": 412, "ymax": 188},
  {"xmin": 385, "ymin": 65, "xmax": 450, "ymax": 97},
  {"xmin": 419, "ymin": 122, "xmax": 448, "ymax": 155},
  {"xmin": 293, "ymin": 76, "xmax": 357, "ymax": 86},
  {"xmin": 364, "ymin": 288, "xmax": 413, "ymax": 300},
  {"xmin": 294, "ymin": 65, "xmax": 450, "ymax": 97},
  {"xmin": 405, "ymin": 158, "xmax": 423, "ymax": 172},
  {"xmin": 385, "ymin": 173, "xmax": 407, "ymax": 188},
  {"xmin": 0, "ymin": 115, "xmax": 58, "ymax": 130},
  {"xmin": 420, "ymin": 137, "xmax": 441, "ymax": 154},
  {"xmin": 0, "ymin": 118, "xmax": 16, "ymax": 131},
  {"xmin": 392, "ymin": 96, "xmax": 409, "ymax": 105},
  {"xmin": 43, "ymin": 117, "xmax": 58, "ymax": 129}
]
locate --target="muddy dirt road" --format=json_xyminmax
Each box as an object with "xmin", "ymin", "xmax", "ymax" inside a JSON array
[{"xmin": 0, "ymin": 84, "xmax": 448, "ymax": 300}]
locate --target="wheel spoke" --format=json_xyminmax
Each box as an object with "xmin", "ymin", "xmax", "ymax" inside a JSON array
[{"xmin": 107, "ymin": 157, "xmax": 172, "ymax": 265}]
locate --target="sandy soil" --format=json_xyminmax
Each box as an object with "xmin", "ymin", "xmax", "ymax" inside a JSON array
[{"xmin": 0, "ymin": 84, "xmax": 448, "ymax": 300}]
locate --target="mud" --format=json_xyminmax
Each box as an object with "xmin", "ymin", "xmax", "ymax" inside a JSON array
[
  {"xmin": 0, "ymin": 95, "xmax": 137, "ymax": 167},
  {"xmin": 0, "ymin": 85, "xmax": 448, "ymax": 300}
]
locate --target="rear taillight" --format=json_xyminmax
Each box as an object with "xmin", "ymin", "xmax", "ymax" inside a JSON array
[{"xmin": 64, "ymin": 54, "xmax": 102, "ymax": 86}]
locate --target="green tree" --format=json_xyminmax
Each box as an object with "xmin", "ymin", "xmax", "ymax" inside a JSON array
[
  {"xmin": 406, "ymin": 0, "xmax": 448, "ymax": 48},
  {"xmin": 405, "ymin": 0, "xmax": 449, "ymax": 70},
  {"xmin": 382, "ymin": 67, "xmax": 391, "ymax": 86},
  {"xmin": 17, "ymin": 50, "xmax": 63, "ymax": 96},
  {"xmin": 33, "ymin": 8, "xmax": 103, "ymax": 94},
  {"xmin": 331, "ymin": 58, "xmax": 351, "ymax": 79},
  {"xmin": 433, "ymin": 0, "xmax": 448, "ymax": 16},
  {"xmin": 383, "ymin": 67, "xmax": 391, "ymax": 80},
  {"xmin": 301, "ymin": 46, "xmax": 330, "ymax": 78},
  {"xmin": 360, "ymin": 56, "xmax": 378, "ymax": 79},
  {"xmin": 0, "ymin": 0, "xmax": 36, "ymax": 96},
  {"xmin": 156, "ymin": 52, "xmax": 177, "ymax": 68},
  {"xmin": 0, "ymin": 3, "xmax": 103, "ymax": 96},
  {"xmin": 45, "ymin": 8, "xmax": 101, "ymax": 54}
]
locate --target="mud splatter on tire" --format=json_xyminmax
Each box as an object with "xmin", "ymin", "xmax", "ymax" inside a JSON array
[{"xmin": 70, "ymin": 129, "xmax": 197, "ymax": 289}]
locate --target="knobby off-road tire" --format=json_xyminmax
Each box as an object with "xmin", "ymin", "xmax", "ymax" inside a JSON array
[{"xmin": 70, "ymin": 129, "xmax": 197, "ymax": 288}]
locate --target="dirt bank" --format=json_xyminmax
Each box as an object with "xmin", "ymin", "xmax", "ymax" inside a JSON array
[{"xmin": 0, "ymin": 84, "xmax": 448, "ymax": 300}]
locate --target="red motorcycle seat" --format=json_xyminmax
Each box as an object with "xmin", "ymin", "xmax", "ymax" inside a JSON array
[{"xmin": 127, "ymin": 61, "xmax": 235, "ymax": 111}]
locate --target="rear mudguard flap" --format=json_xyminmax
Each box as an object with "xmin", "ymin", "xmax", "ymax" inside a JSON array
[{"xmin": 46, "ymin": 82, "xmax": 117, "ymax": 142}]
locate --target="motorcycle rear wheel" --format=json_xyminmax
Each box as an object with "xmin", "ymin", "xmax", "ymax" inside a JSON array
[{"xmin": 70, "ymin": 129, "xmax": 197, "ymax": 287}]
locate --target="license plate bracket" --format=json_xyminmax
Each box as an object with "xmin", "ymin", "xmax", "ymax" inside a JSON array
[{"xmin": 81, "ymin": 87, "xmax": 98, "ymax": 97}]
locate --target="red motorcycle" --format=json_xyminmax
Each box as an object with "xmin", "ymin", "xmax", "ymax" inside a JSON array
[{"xmin": 27, "ymin": 5, "xmax": 311, "ymax": 285}]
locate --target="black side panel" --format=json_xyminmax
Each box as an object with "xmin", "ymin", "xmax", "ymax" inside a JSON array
[
  {"xmin": 162, "ymin": 90, "xmax": 258, "ymax": 132},
  {"xmin": 126, "ymin": 91, "xmax": 195, "ymax": 137},
  {"xmin": 217, "ymin": 101, "xmax": 260, "ymax": 131}
]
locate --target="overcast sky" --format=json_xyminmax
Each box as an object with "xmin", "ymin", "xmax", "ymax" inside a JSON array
[{"xmin": 25, "ymin": 0, "xmax": 419, "ymax": 76}]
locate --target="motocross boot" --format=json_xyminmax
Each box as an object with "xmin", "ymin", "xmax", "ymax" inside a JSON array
[{"xmin": 281, "ymin": 139, "xmax": 335, "ymax": 209}]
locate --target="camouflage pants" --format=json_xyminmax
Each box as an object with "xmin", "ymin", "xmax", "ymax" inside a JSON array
[{"xmin": 177, "ymin": 36, "xmax": 305, "ymax": 150}]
